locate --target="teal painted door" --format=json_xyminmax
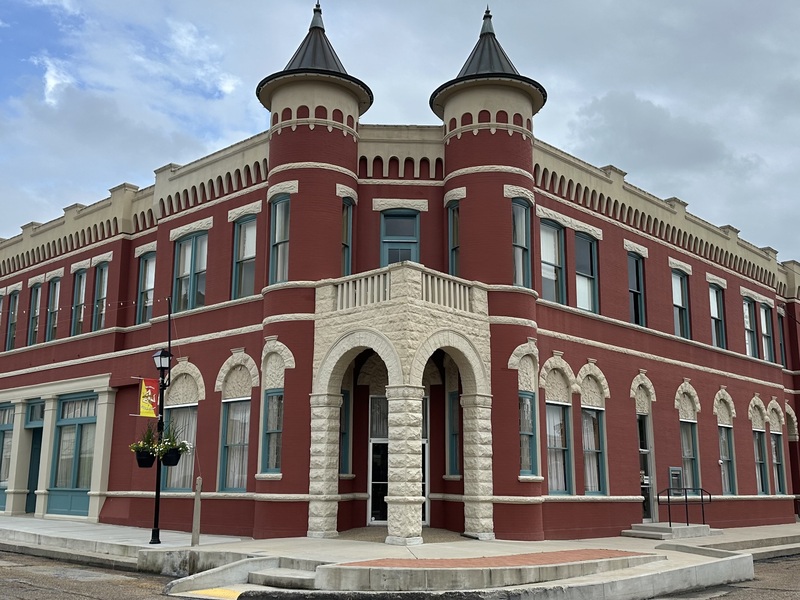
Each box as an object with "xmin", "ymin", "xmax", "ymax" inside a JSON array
[{"xmin": 26, "ymin": 428, "xmax": 42, "ymax": 513}]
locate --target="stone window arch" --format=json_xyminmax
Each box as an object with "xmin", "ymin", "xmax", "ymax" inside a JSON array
[
  {"xmin": 767, "ymin": 398, "xmax": 785, "ymax": 433},
  {"xmin": 576, "ymin": 360, "xmax": 609, "ymax": 409},
  {"xmin": 630, "ymin": 371, "xmax": 656, "ymax": 415},
  {"xmin": 262, "ymin": 337, "xmax": 296, "ymax": 391},
  {"xmin": 215, "ymin": 349, "xmax": 260, "ymax": 399},
  {"xmin": 539, "ymin": 352, "xmax": 577, "ymax": 402},
  {"xmin": 748, "ymin": 395, "xmax": 767, "ymax": 430},
  {"xmin": 508, "ymin": 338, "xmax": 539, "ymax": 393},
  {"xmin": 674, "ymin": 379, "xmax": 701, "ymax": 490},
  {"xmin": 165, "ymin": 358, "xmax": 205, "ymax": 406},
  {"xmin": 713, "ymin": 387, "xmax": 736, "ymax": 427},
  {"xmin": 785, "ymin": 403, "xmax": 798, "ymax": 442},
  {"xmin": 674, "ymin": 380, "xmax": 700, "ymax": 421},
  {"xmin": 163, "ymin": 358, "xmax": 204, "ymax": 490}
]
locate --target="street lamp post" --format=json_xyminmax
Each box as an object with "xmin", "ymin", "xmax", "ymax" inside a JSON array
[{"xmin": 150, "ymin": 348, "xmax": 172, "ymax": 544}]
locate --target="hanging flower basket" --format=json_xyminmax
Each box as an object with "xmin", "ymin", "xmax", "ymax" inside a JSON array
[
  {"xmin": 135, "ymin": 450, "xmax": 156, "ymax": 468},
  {"xmin": 161, "ymin": 448, "xmax": 182, "ymax": 467}
]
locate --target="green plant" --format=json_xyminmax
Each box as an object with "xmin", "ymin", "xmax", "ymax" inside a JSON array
[
  {"xmin": 129, "ymin": 421, "xmax": 158, "ymax": 454},
  {"xmin": 155, "ymin": 421, "xmax": 193, "ymax": 457}
]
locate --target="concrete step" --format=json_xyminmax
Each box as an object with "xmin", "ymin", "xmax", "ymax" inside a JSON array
[
  {"xmin": 621, "ymin": 529, "xmax": 672, "ymax": 540},
  {"xmin": 749, "ymin": 543, "xmax": 800, "ymax": 561},
  {"xmin": 708, "ymin": 534, "xmax": 800, "ymax": 552},
  {"xmin": 249, "ymin": 566, "xmax": 317, "ymax": 589},
  {"xmin": 623, "ymin": 523, "xmax": 716, "ymax": 540}
]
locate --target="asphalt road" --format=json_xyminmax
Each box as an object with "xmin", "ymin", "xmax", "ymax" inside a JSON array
[{"xmin": 0, "ymin": 550, "xmax": 170, "ymax": 600}]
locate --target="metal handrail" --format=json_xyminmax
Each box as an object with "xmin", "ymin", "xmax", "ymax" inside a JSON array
[{"xmin": 656, "ymin": 487, "xmax": 712, "ymax": 526}]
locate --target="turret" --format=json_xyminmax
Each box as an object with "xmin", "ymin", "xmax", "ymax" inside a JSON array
[
  {"xmin": 256, "ymin": 3, "xmax": 373, "ymax": 282},
  {"xmin": 430, "ymin": 8, "xmax": 546, "ymax": 286}
]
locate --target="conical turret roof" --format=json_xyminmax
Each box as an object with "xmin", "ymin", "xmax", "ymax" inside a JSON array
[
  {"xmin": 430, "ymin": 8, "xmax": 546, "ymax": 118},
  {"xmin": 256, "ymin": 3, "xmax": 373, "ymax": 114}
]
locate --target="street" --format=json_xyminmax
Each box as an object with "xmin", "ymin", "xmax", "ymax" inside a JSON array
[{"xmin": 0, "ymin": 550, "xmax": 170, "ymax": 599}]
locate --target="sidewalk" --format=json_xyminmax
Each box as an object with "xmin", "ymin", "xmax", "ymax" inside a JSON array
[{"xmin": 0, "ymin": 514, "xmax": 798, "ymax": 599}]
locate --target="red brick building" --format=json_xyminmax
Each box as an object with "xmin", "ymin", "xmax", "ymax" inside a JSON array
[{"xmin": 0, "ymin": 6, "xmax": 797, "ymax": 544}]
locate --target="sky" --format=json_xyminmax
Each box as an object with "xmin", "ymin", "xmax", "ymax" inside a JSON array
[{"xmin": 1, "ymin": 1, "xmax": 799, "ymax": 261}]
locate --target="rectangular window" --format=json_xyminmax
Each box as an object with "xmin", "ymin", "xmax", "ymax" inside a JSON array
[
  {"xmin": 582, "ymin": 408, "xmax": 604, "ymax": 493},
  {"xmin": 53, "ymin": 396, "xmax": 96, "ymax": 490},
  {"xmin": 519, "ymin": 392, "xmax": 536, "ymax": 475},
  {"xmin": 163, "ymin": 405, "xmax": 197, "ymax": 490},
  {"xmin": 381, "ymin": 210, "xmax": 419, "ymax": 266},
  {"xmin": 718, "ymin": 426, "xmax": 735, "ymax": 494},
  {"xmin": 28, "ymin": 285, "xmax": 42, "ymax": 345},
  {"xmin": 448, "ymin": 202, "xmax": 459, "ymax": 277},
  {"xmin": 270, "ymin": 197, "xmax": 290, "ymax": 283},
  {"xmin": 540, "ymin": 221, "xmax": 564, "ymax": 303},
  {"xmin": 0, "ymin": 405, "xmax": 14, "ymax": 493},
  {"xmin": 628, "ymin": 253, "xmax": 645, "ymax": 326},
  {"xmin": 5, "ymin": 292, "xmax": 19, "ymax": 351},
  {"xmin": 753, "ymin": 430, "xmax": 768, "ymax": 494},
  {"xmin": 546, "ymin": 403, "xmax": 570, "ymax": 493},
  {"xmin": 339, "ymin": 390, "xmax": 351, "ymax": 474},
  {"xmin": 771, "ymin": 433, "xmax": 785, "ymax": 494},
  {"xmin": 46, "ymin": 278, "xmax": 60, "ymax": 341},
  {"xmin": 680, "ymin": 421, "xmax": 698, "ymax": 490},
  {"xmin": 709, "ymin": 285, "xmax": 726, "ymax": 349},
  {"xmin": 263, "ymin": 389, "xmax": 284, "ymax": 472},
  {"xmin": 778, "ymin": 314, "xmax": 787, "ymax": 367},
  {"xmin": 512, "ymin": 200, "xmax": 531, "ymax": 287},
  {"xmin": 92, "ymin": 263, "xmax": 108, "ymax": 331},
  {"xmin": 575, "ymin": 234, "xmax": 598, "ymax": 312},
  {"xmin": 71, "ymin": 270, "xmax": 87, "ymax": 336},
  {"xmin": 233, "ymin": 218, "xmax": 257, "ymax": 298},
  {"xmin": 137, "ymin": 253, "xmax": 156, "ymax": 324},
  {"xmin": 672, "ymin": 270, "xmax": 690, "ymax": 338},
  {"xmin": 743, "ymin": 299, "xmax": 758, "ymax": 358},
  {"xmin": 760, "ymin": 304, "xmax": 774, "ymax": 362},
  {"xmin": 174, "ymin": 233, "xmax": 208, "ymax": 312},
  {"xmin": 447, "ymin": 391, "xmax": 461, "ymax": 476},
  {"xmin": 221, "ymin": 399, "xmax": 250, "ymax": 491},
  {"xmin": 342, "ymin": 200, "xmax": 353, "ymax": 276}
]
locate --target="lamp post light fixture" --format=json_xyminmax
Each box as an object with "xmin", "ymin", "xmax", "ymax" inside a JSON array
[{"xmin": 150, "ymin": 348, "xmax": 172, "ymax": 544}]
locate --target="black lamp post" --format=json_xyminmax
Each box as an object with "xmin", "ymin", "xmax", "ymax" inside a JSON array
[{"xmin": 150, "ymin": 348, "xmax": 172, "ymax": 544}]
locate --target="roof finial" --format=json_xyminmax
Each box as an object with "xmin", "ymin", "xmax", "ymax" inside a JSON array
[
  {"xmin": 480, "ymin": 7, "xmax": 494, "ymax": 36},
  {"xmin": 310, "ymin": 2, "xmax": 324, "ymax": 31}
]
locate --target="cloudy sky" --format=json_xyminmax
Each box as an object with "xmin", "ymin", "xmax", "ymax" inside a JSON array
[{"xmin": 1, "ymin": 1, "xmax": 799, "ymax": 261}]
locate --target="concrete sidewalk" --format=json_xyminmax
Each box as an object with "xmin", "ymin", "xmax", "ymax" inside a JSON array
[{"xmin": 0, "ymin": 515, "xmax": 798, "ymax": 599}]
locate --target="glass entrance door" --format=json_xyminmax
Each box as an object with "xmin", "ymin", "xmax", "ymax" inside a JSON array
[
  {"xmin": 368, "ymin": 397, "xmax": 388, "ymax": 523},
  {"xmin": 637, "ymin": 414, "xmax": 656, "ymax": 521}
]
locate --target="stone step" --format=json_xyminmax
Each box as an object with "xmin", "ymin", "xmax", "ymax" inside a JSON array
[{"xmin": 249, "ymin": 566, "xmax": 317, "ymax": 590}]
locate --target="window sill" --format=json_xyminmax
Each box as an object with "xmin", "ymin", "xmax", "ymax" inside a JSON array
[
  {"xmin": 255, "ymin": 473, "xmax": 282, "ymax": 481},
  {"xmin": 339, "ymin": 474, "xmax": 356, "ymax": 480},
  {"xmin": 442, "ymin": 475, "xmax": 462, "ymax": 481},
  {"xmin": 518, "ymin": 475, "xmax": 544, "ymax": 483}
]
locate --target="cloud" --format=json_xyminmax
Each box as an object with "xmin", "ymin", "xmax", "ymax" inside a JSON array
[
  {"xmin": 31, "ymin": 55, "xmax": 75, "ymax": 106},
  {"xmin": 0, "ymin": 19, "xmax": 9, "ymax": 28},
  {"xmin": 25, "ymin": 0, "xmax": 79, "ymax": 15}
]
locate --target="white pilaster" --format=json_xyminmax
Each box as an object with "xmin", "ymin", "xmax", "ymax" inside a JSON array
[
  {"xmin": 88, "ymin": 387, "xmax": 116, "ymax": 522},
  {"xmin": 4, "ymin": 402, "xmax": 28, "ymax": 514}
]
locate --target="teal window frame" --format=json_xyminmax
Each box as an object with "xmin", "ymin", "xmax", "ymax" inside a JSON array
[
  {"xmin": 575, "ymin": 233, "xmax": 598, "ymax": 312},
  {"xmin": 581, "ymin": 408, "xmax": 605, "ymax": 494},
  {"xmin": 71, "ymin": 270, "xmax": 87, "ymax": 336},
  {"xmin": 546, "ymin": 403, "xmax": 571, "ymax": 493},
  {"xmin": 743, "ymin": 298, "xmax": 758, "ymax": 357},
  {"xmin": 339, "ymin": 390, "xmax": 351, "ymax": 474},
  {"xmin": 380, "ymin": 209, "xmax": 419, "ymax": 266},
  {"xmin": 519, "ymin": 392, "xmax": 536, "ymax": 475},
  {"xmin": 753, "ymin": 430, "xmax": 768, "ymax": 494},
  {"xmin": 45, "ymin": 278, "xmax": 60, "ymax": 341},
  {"xmin": 262, "ymin": 388, "xmax": 284, "ymax": 472},
  {"xmin": 0, "ymin": 404, "xmax": 14, "ymax": 508},
  {"xmin": 5, "ymin": 291, "xmax": 19, "ymax": 351},
  {"xmin": 680, "ymin": 420, "xmax": 699, "ymax": 491},
  {"xmin": 540, "ymin": 220, "xmax": 565, "ymax": 303},
  {"xmin": 220, "ymin": 398, "xmax": 250, "ymax": 492},
  {"xmin": 709, "ymin": 284, "xmax": 726, "ymax": 349},
  {"xmin": 628, "ymin": 252, "xmax": 646, "ymax": 326},
  {"xmin": 28, "ymin": 284, "xmax": 42, "ymax": 345},
  {"xmin": 760, "ymin": 304, "xmax": 774, "ymax": 362},
  {"xmin": 672, "ymin": 270, "xmax": 691, "ymax": 339},
  {"xmin": 233, "ymin": 217, "xmax": 257, "ymax": 299},
  {"xmin": 771, "ymin": 433, "xmax": 785, "ymax": 494},
  {"xmin": 49, "ymin": 394, "xmax": 97, "ymax": 516},
  {"xmin": 26, "ymin": 401, "xmax": 44, "ymax": 427},
  {"xmin": 448, "ymin": 201, "xmax": 459, "ymax": 277},
  {"xmin": 448, "ymin": 391, "xmax": 461, "ymax": 476},
  {"xmin": 173, "ymin": 232, "xmax": 208, "ymax": 312},
  {"xmin": 137, "ymin": 253, "xmax": 156, "ymax": 324},
  {"xmin": 269, "ymin": 196, "xmax": 290, "ymax": 284},
  {"xmin": 778, "ymin": 314, "xmax": 787, "ymax": 367},
  {"xmin": 342, "ymin": 198, "xmax": 353, "ymax": 276},
  {"xmin": 718, "ymin": 425, "xmax": 735, "ymax": 495},
  {"xmin": 512, "ymin": 199, "xmax": 531, "ymax": 287},
  {"xmin": 92, "ymin": 262, "xmax": 108, "ymax": 331}
]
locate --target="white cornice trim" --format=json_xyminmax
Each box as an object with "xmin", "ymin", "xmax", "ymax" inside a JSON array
[
  {"xmin": 624, "ymin": 239, "xmax": 649, "ymax": 258},
  {"xmin": 537, "ymin": 206, "xmax": 603, "ymax": 240},
  {"xmin": 227, "ymin": 200, "xmax": 262, "ymax": 223},
  {"xmin": 443, "ymin": 187, "xmax": 466, "ymax": 206},
  {"xmin": 669, "ymin": 257, "xmax": 693, "ymax": 275},
  {"xmin": 504, "ymin": 184, "xmax": 536, "ymax": 205},
  {"xmin": 372, "ymin": 198, "xmax": 429, "ymax": 212},
  {"xmin": 741, "ymin": 286, "xmax": 775, "ymax": 308},
  {"xmin": 134, "ymin": 242, "xmax": 157, "ymax": 258},
  {"xmin": 266, "ymin": 180, "xmax": 299, "ymax": 201},
  {"xmin": 444, "ymin": 165, "xmax": 533, "ymax": 184},
  {"xmin": 91, "ymin": 251, "xmax": 113, "ymax": 266},
  {"xmin": 336, "ymin": 184, "xmax": 358, "ymax": 204},
  {"xmin": 169, "ymin": 217, "xmax": 213, "ymax": 242},
  {"xmin": 706, "ymin": 272, "xmax": 728, "ymax": 289},
  {"xmin": 269, "ymin": 162, "xmax": 357, "ymax": 182}
]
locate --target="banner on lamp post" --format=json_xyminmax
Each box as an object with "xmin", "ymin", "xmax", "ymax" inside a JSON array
[{"xmin": 139, "ymin": 378, "xmax": 159, "ymax": 418}]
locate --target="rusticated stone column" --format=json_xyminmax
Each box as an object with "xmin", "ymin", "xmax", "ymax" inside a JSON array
[
  {"xmin": 461, "ymin": 393, "xmax": 495, "ymax": 540},
  {"xmin": 385, "ymin": 385, "xmax": 425, "ymax": 546},
  {"xmin": 307, "ymin": 393, "xmax": 342, "ymax": 538}
]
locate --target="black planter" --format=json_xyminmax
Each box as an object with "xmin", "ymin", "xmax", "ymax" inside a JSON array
[
  {"xmin": 161, "ymin": 448, "xmax": 182, "ymax": 467},
  {"xmin": 135, "ymin": 450, "xmax": 156, "ymax": 468}
]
